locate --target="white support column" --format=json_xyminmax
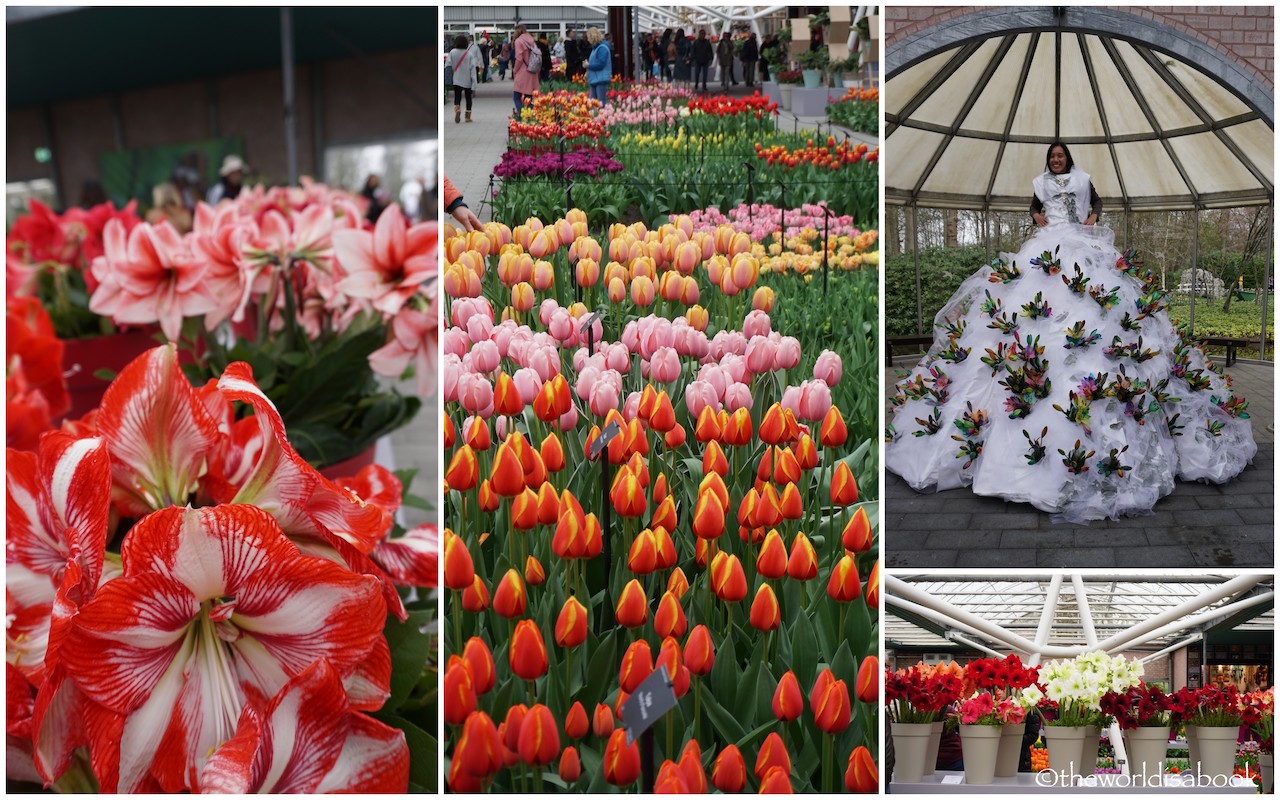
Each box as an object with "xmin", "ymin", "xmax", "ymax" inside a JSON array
[
  {"xmin": 1104, "ymin": 590, "xmax": 1273, "ymax": 654},
  {"xmin": 887, "ymin": 596, "xmax": 1016, "ymax": 649},
  {"xmin": 1093, "ymin": 575, "xmax": 1265, "ymax": 653},
  {"xmin": 945, "ymin": 632, "xmax": 1006, "ymax": 658},
  {"xmin": 1141, "ymin": 633, "xmax": 1203, "ymax": 664},
  {"xmin": 1072, "ymin": 575, "xmax": 1100, "ymax": 649},
  {"xmin": 1029, "ymin": 574, "xmax": 1065, "ymax": 666}
]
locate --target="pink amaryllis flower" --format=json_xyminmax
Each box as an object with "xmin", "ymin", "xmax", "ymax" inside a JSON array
[
  {"xmin": 333, "ymin": 205, "xmax": 437, "ymax": 315},
  {"xmin": 58, "ymin": 504, "xmax": 389, "ymax": 793},
  {"xmin": 369, "ymin": 300, "xmax": 438, "ymax": 398},
  {"xmin": 200, "ymin": 658, "xmax": 408, "ymax": 793},
  {"xmin": 88, "ymin": 218, "xmax": 220, "ymax": 342}
]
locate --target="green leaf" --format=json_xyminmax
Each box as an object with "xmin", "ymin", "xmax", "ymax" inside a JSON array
[
  {"xmin": 701, "ymin": 684, "xmax": 747, "ymax": 742},
  {"xmin": 383, "ymin": 610, "xmax": 434, "ymax": 711},
  {"xmin": 375, "ymin": 713, "xmax": 436, "ymax": 792},
  {"xmin": 790, "ymin": 610, "xmax": 819, "ymax": 692}
]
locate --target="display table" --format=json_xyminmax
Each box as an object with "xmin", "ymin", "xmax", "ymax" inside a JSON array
[
  {"xmin": 790, "ymin": 86, "xmax": 845, "ymax": 116},
  {"xmin": 890, "ymin": 771, "xmax": 1257, "ymax": 794}
]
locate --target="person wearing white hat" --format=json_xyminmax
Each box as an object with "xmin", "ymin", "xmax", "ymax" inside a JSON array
[{"xmin": 206, "ymin": 154, "xmax": 248, "ymax": 204}]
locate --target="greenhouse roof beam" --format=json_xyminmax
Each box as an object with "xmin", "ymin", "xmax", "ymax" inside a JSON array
[
  {"xmin": 1140, "ymin": 633, "xmax": 1203, "ymax": 665},
  {"xmin": 886, "ymin": 39, "xmax": 984, "ymax": 140},
  {"xmin": 1104, "ymin": 588, "xmax": 1274, "ymax": 654},
  {"xmin": 1027, "ymin": 574, "xmax": 1063, "ymax": 667}
]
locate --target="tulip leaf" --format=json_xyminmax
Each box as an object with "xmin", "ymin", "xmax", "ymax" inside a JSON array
[
  {"xmin": 708, "ymin": 632, "xmax": 737, "ymax": 710},
  {"xmin": 582, "ymin": 631, "xmax": 619, "ymax": 707},
  {"xmin": 383, "ymin": 609, "xmax": 434, "ymax": 711},
  {"xmin": 755, "ymin": 668, "xmax": 778, "ymax": 727},
  {"xmin": 790, "ymin": 610, "xmax": 819, "ymax": 692},
  {"xmin": 700, "ymin": 686, "xmax": 747, "ymax": 743},
  {"xmin": 830, "ymin": 639, "xmax": 856, "ymax": 686}
]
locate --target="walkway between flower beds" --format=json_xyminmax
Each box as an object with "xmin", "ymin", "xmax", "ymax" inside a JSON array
[
  {"xmin": 442, "ymin": 77, "xmax": 877, "ymax": 225},
  {"xmin": 883, "ymin": 358, "xmax": 1275, "ymax": 568}
]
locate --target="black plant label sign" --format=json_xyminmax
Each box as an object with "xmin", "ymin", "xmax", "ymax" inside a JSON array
[{"xmin": 622, "ymin": 665, "xmax": 677, "ymax": 745}]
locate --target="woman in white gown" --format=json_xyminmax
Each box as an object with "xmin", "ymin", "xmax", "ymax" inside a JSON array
[{"xmin": 886, "ymin": 143, "xmax": 1256, "ymax": 522}]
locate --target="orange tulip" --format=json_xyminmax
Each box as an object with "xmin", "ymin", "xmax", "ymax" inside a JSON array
[
  {"xmin": 637, "ymin": 384, "xmax": 658, "ymax": 420},
  {"xmin": 512, "ymin": 487, "xmax": 539, "ymax": 530},
  {"xmin": 461, "ymin": 574, "xmax": 490, "ymax": 612},
  {"xmin": 846, "ymin": 745, "xmax": 878, "ymax": 792},
  {"xmin": 615, "ymin": 579, "xmax": 649, "ymax": 627},
  {"xmin": 703, "ymin": 440, "xmax": 729, "ymax": 477},
  {"xmin": 787, "ymin": 532, "xmax": 819, "ymax": 581},
  {"xmin": 827, "ymin": 554, "xmax": 862, "ymax": 602},
  {"xmin": 754, "ymin": 731, "xmax": 791, "ymax": 780},
  {"xmin": 494, "ymin": 372, "xmax": 524, "ymax": 417},
  {"xmin": 656, "ymin": 636, "xmax": 691, "ymax": 697},
  {"xmin": 683, "ymin": 624, "xmax": 715, "ymax": 675},
  {"xmin": 583, "ymin": 512, "xmax": 604, "ymax": 558},
  {"xmin": 445, "ymin": 444, "xmax": 479, "ymax": 492},
  {"xmin": 444, "ymin": 414, "xmax": 457, "ymax": 449},
  {"xmin": 463, "ymin": 636, "xmax": 496, "ymax": 694},
  {"xmin": 560, "ymin": 746, "xmax": 582, "ymax": 783},
  {"xmin": 477, "ymin": 478, "xmax": 500, "ymax": 512},
  {"xmin": 842, "ymin": 507, "xmax": 873, "ymax": 553},
  {"xmin": 820, "ymin": 405, "xmax": 849, "ymax": 448},
  {"xmin": 723, "ymin": 406, "xmax": 752, "ymax": 447},
  {"xmin": 756, "ymin": 448, "xmax": 775, "ymax": 483},
  {"xmin": 464, "ymin": 416, "xmax": 492, "ymax": 452},
  {"xmin": 831, "ymin": 461, "xmax": 859, "ymax": 505},
  {"xmin": 694, "ymin": 405, "xmax": 722, "ymax": 443},
  {"xmin": 663, "ymin": 423, "xmax": 687, "ymax": 449},
  {"xmin": 856, "ymin": 655, "xmax": 879, "ymax": 703},
  {"xmin": 592, "ymin": 702, "xmax": 615, "ymax": 737},
  {"xmin": 757, "ymin": 529, "xmax": 789, "ymax": 579},
  {"xmin": 555, "ymin": 596, "xmax": 588, "ymax": 648},
  {"xmin": 668, "ymin": 567, "xmax": 690, "ymax": 598},
  {"xmin": 652, "ymin": 525, "xmax": 677, "ymax": 570},
  {"xmin": 539, "ymin": 432, "xmax": 566, "ymax": 474},
  {"xmin": 509, "ymin": 619, "xmax": 548, "ymax": 681},
  {"xmin": 772, "ymin": 670, "xmax": 803, "ymax": 722},
  {"xmin": 795, "ymin": 433, "xmax": 819, "ymax": 470},
  {"xmin": 752, "ymin": 285, "xmax": 776, "ymax": 312},
  {"xmin": 710, "ymin": 552, "xmax": 748, "ymax": 602},
  {"xmin": 699, "ymin": 472, "xmax": 730, "ymax": 514},
  {"xmin": 737, "ymin": 487, "xmax": 760, "ymax": 527},
  {"xmin": 492, "ymin": 568, "xmax": 527, "ymax": 618},
  {"xmin": 536, "ymin": 481, "xmax": 560, "ymax": 525},
  {"xmin": 523, "ymin": 449, "xmax": 547, "ymax": 489},
  {"xmin": 866, "ymin": 559, "xmax": 881, "ymax": 608},
  {"xmin": 489, "ymin": 441, "xmax": 526, "ymax": 497},
  {"xmin": 518, "ymin": 703, "xmax": 560, "ymax": 766},
  {"xmin": 774, "ymin": 447, "xmax": 801, "ymax": 485},
  {"xmin": 649, "ymin": 495, "xmax": 678, "ymax": 536},
  {"xmin": 654, "ymin": 590, "xmax": 688, "ymax": 639},
  {"xmin": 444, "ymin": 529, "xmax": 476, "ymax": 590},
  {"xmin": 575, "ymin": 256, "xmax": 600, "ymax": 287},
  {"xmin": 679, "ymin": 740, "xmax": 707, "ymax": 793},
  {"xmin": 533, "ymin": 380, "xmax": 561, "ymax": 422},
  {"xmin": 811, "ymin": 669, "xmax": 852, "ymax": 733},
  {"xmin": 711, "ymin": 744, "xmax": 747, "ymax": 792},
  {"xmin": 618, "ymin": 639, "xmax": 654, "ymax": 694},
  {"xmin": 603, "ymin": 728, "xmax": 641, "ymax": 787},
  {"xmin": 610, "ymin": 466, "xmax": 647, "ymax": 518},
  {"xmin": 552, "ymin": 497, "xmax": 588, "ymax": 559},
  {"xmin": 456, "ymin": 711, "xmax": 503, "ymax": 778},
  {"xmin": 759, "ymin": 765, "xmax": 792, "ymax": 793},
  {"xmin": 564, "ymin": 701, "xmax": 589, "ymax": 739},
  {"xmin": 778, "ymin": 482, "xmax": 804, "ymax": 520},
  {"xmin": 755, "ymin": 483, "xmax": 783, "ymax": 527},
  {"xmin": 749, "ymin": 583, "xmax": 781, "ymax": 632},
  {"xmin": 444, "ymin": 656, "xmax": 476, "ymax": 725},
  {"xmin": 690, "ymin": 492, "xmax": 726, "ymax": 543},
  {"xmin": 651, "ymin": 471, "xmax": 670, "ymax": 505},
  {"xmin": 627, "ymin": 528, "xmax": 659, "ymax": 575},
  {"xmin": 759, "ymin": 403, "xmax": 788, "ymax": 445},
  {"xmin": 649, "ymin": 390, "xmax": 676, "ymax": 432}
]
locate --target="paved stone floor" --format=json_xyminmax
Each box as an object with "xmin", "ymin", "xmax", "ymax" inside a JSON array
[{"xmin": 884, "ymin": 357, "xmax": 1275, "ymax": 568}]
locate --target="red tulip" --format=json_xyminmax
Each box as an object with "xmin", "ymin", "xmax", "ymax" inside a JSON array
[
  {"xmin": 652, "ymin": 525, "xmax": 678, "ymax": 570},
  {"xmin": 759, "ymin": 403, "xmax": 788, "ymax": 445},
  {"xmin": 565, "ymin": 701, "xmax": 589, "ymax": 739},
  {"xmin": 866, "ymin": 559, "xmax": 881, "ymax": 608},
  {"xmin": 668, "ymin": 567, "xmax": 690, "ymax": 598},
  {"xmin": 683, "ymin": 624, "xmax": 715, "ymax": 676},
  {"xmin": 755, "ymin": 483, "xmax": 783, "ymax": 527},
  {"xmin": 627, "ymin": 528, "xmax": 659, "ymax": 575},
  {"xmin": 494, "ymin": 372, "xmax": 523, "ymax": 416},
  {"xmin": 603, "ymin": 728, "xmax": 641, "ymax": 786},
  {"xmin": 462, "ymin": 636, "xmax": 496, "ymax": 695},
  {"xmin": 691, "ymin": 491, "xmax": 726, "ymax": 540},
  {"xmin": 489, "ymin": 440, "xmax": 526, "ymax": 497},
  {"xmin": 778, "ymin": 482, "xmax": 803, "ymax": 520},
  {"xmin": 509, "ymin": 619, "xmax": 548, "ymax": 681},
  {"xmin": 448, "ymin": 756, "xmax": 482, "ymax": 791},
  {"xmin": 712, "ymin": 744, "xmax": 747, "ymax": 792},
  {"xmin": 842, "ymin": 506, "xmax": 873, "ymax": 553},
  {"xmin": 857, "ymin": 655, "xmax": 879, "ymax": 703},
  {"xmin": 517, "ymin": 703, "xmax": 560, "ymax": 766},
  {"xmin": 757, "ymin": 529, "xmax": 788, "ymax": 579},
  {"xmin": 615, "ymin": 579, "xmax": 649, "ymax": 628},
  {"xmin": 464, "ymin": 416, "xmax": 492, "ymax": 451},
  {"xmin": 759, "ymin": 765, "xmax": 793, "ymax": 793},
  {"xmin": 723, "ymin": 406, "xmax": 753, "ymax": 446},
  {"xmin": 795, "ymin": 433, "xmax": 819, "ymax": 470},
  {"xmin": 772, "ymin": 670, "xmax": 803, "ymax": 722},
  {"xmin": 555, "ymin": 596, "xmax": 588, "ymax": 648},
  {"xmin": 754, "ymin": 731, "xmax": 791, "ymax": 780},
  {"xmin": 477, "ymin": 478, "xmax": 500, "ymax": 512},
  {"xmin": 511, "ymin": 487, "xmax": 539, "ymax": 530},
  {"xmin": 710, "ymin": 552, "xmax": 747, "ymax": 602},
  {"xmin": 446, "ymin": 444, "xmax": 479, "ymax": 492},
  {"xmin": 619, "ymin": 639, "xmax": 654, "ymax": 693},
  {"xmin": 444, "ymin": 414, "xmax": 456, "ymax": 449},
  {"xmin": 811, "ymin": 670, "xmax": 852, "ymax": 733},
  {"xmin": 552, "ymin": 497, "xmax": 588, "ymax": 558},
  {"xmin": 650, "ymin": 494, "xmax": 678, "ymax": 533},
  {"xmin": 502, "ymin": 704, "xmax": 528, "ymax": 753},
  {"xmin": 699, "ymin": 471, "xmax": 729, "ymax": 512},
  {"xmin": 786, "ymin": 532, "xmax": 818, "ymax": 581},
  {"xmin": 456, "ymin": 710, "xmax": 502, "ymax": 778},
  {"xmin": 492, "ymin": 568, "xmax": 527, "ymax": 618},
  {"xmin": 649, "ymin": 390, "xmax": 677, "ymax": 432},
  {"xmin": 560, "ymin": 745, "xmax": 582, "ymax": 783},
  {"xmin": 656, "ymin": 760, "xmax": 691, "ymax": 793},
  {"xmin": 443, "ymin": 529, "xmax": 475, "ymax": 590},
  {"xmin": 846, "ymin": 745, "xmax": 878, "ymax": 792},
  {"xmin": 738, "ymin": 487, "xmax": 760, "ymax": 527},
  {"xmin": 592, "ymin": 702, "xmax": 615, "ymax": 737},
  {"xmin": 654, "ymin": 590, "xmax": 688, "ymax": 639},
  {"xmin": 656, "ymin": 636, "xmax": 691, "ymax": 697},
  {"xmin": 541, "ymin": 432, "xmax": 566, "ymax": 473},
  {"xmin": 694, "ymin": 405, "xmax": 722, "ymax": 443},
  {"xmin": 820, "ymin": 405, "xmax": 848, "ymax": 447},
  {"xmin": 610, "ymin": 465, "xmax": 647, "ymax": 517},
  {"xmin": 444, "ymin": 656, "xmax": 476, "ymax": 725},
  {"xmin": 703, "ymin": 440, "xmax": 729, "ymax": 476},
  {"xmin": 461, "ymin": 574, "xmax": 489, "ymax": 612},
  {"xmin": 827, "ymin": 554, "xmax": 862, "ymax": 602},
  {"xmin": 536, "ymin": 480, "xmax": 560, "ymax": 524},
  {"xmin": 663, "ymin": 423, "xmax": 687, "ymax": 448},
  {"xmin": 773, "ymin": 447, "xmax": 801, "ymax": 485},
  {"xmin": 831, "ymin": 460, "xmax": 859, "ymax": 506},
  {"xmin": 749, "ymin": 583, "xmax": 781, "ymax": 632},
  {"xmin": 679, "ymin": 739, "xmax": 707, "ymax": 792}
]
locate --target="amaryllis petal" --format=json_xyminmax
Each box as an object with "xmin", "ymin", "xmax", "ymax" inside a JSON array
[
  {"xmin": 369, "ymin": 523, "xmax": 440, "ymax": 588},
  {"xmin": 97, "ymin": 345, "xmax": 221, "ymax": 517}
]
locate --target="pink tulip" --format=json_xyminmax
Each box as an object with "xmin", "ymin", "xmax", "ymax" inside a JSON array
[
  {"xmin": 512, "ymin": 368, "xmax": 543, "ymax": 404},
  {"xmin": 795, "ymin": 380, "xmax": 832, "ymax": 422},
  {"xmin": 604, "ymin": 343, "xmax": 631, "ymax": 374},
  {"xmin": 720, "ymin": 353, "xmax": 748, "ymax": 385},
  {"xmin": 745, "ymin": 337, "xmax": 777, "ymax": 375},
  {"xmin": 548, "ymin": 309, "xmax": 574, "ymax": 343},
  {"xmin": 780, "ymin": 384, "xmax": 802, "ymax": 418},
  {"xmin": 775, "ymin": 337, "xmax": 802, "ymax": 371},
  {"xmin": 814, "ymin": 349, "xmax": 843, "ymax": 387},
  {"xmin": 724, "ymin": 382, "xmax": 752, "ymax": 412},
  {"xmin": 649, "ymin": 347, "xmax": 681, "ymax": 384},
  {"xmin": 442, "ymin": 354, "xmax": 462, "ymax": 403},
  {"xmin": 531, "ymin": 259, "xmax": 555, "ymax": 291},
  {"xmin": 452, "ymin": 297, "xmax": 492, "ymax": 329},
  {"xmin": 457, "ymin": 373, "xmax": 494, "ymax": 416},
  {"xmin": 539, "ymin": 298, "xmax": 561, "ymax": 327},
  {"xmin": 491, "ymin": 321, "xmax": 517, "ymax": 359},
  {"xmin": 622, "ymin": 390, "xmax": 642, "ymax": 422},
  {"xmin": 697, "ymin": 364, "xmax": 730, "ymax": 399},
  {"xmin": 589, "ymin": 382, "xmax": 619, "ymax": 417},
  {"xmin": 470, "ymin": 340, "xmax": 500, "ymax": 374},
  {"xmin": 466, "ymin": 314, "xmax": 493, "ymax": 345},
  {"xmin": 685, "ymin": 380, "xmax": 722, "ymax": 418},
  {"xmin": 442, "ymin": 327, "xmax": 470, "ymax": 359},
  {"xmin": 527, "ymin": 346, "xmax": 559, "ymax": 383},
  {"xmin": 575, "ymin": 366, "xmax": 602, "ymax": 402},
  {"xmin": 558, "ymin": 404, "xmax": 579, "ymax": 431},
  {"xmin": 742, "ymin": 310, "xmax": 772, "ymax": 340}
]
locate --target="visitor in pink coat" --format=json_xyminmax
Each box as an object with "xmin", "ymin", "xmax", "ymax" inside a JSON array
[{"xmin": 512, "ymin": 24, "xmax": 541, "ymax": 117}]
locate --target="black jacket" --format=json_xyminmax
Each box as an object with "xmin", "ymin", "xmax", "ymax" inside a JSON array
[{"xmin": 692, "ymin": 38, "xmax": 713, "ymax": 65}]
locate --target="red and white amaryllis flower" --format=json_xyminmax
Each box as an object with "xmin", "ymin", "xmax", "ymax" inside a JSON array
[
  {"xmin": 200, "ymin": 658, "xmax": 408, "ymax": 793},
  {"xmin": 333, "ymin": 204, "xmax": 437, "ymax": 316},
  {"xmin": 58, "ymin": 504, "xmax": 390, "ymax": 793}
]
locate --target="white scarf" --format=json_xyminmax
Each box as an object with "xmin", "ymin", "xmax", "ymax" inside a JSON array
[{"xmin": 1032, "ymin": 165, "xmax": 1091, "ymax": 223}]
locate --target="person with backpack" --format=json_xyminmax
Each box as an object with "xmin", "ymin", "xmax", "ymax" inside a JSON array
[
  {"xmin": 512, "ymin": 24, "xmax": 541, "ymax": 117},
  {"xmin": 497, "ymin": 39, "xmax": 511, "ymax": 80},
  {"xmin": 585, "ymin": 26, "xmax": 613, "ymax": 107},
  {"xmin": 449, "ymin": 34, "xmax": 480, "ymax": 124}
]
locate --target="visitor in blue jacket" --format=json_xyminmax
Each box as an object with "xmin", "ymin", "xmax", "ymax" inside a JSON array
[{"xmin": 585, "ymin": 27, "xmax": 613, "ymax": 107}]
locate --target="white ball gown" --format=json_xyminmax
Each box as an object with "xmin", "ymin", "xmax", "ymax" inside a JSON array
[{"xmin": 886, "ymin": 170, "xmax": 1256, "ymax": 522}]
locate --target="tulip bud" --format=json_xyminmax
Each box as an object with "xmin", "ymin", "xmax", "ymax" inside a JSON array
[
  {"xmin": 445, "ymin": 445, "xmax": 480, "ymax": 492},
  {"xmin": 772, "ymin": 670, "xmax": 803, "ymax": 722},
  {"xmin": 603, "ymin": 728, "xmax": 641, "ymax": 787},
  {"xmin": 748, "ymin": 583, "xmax": 781, "ymax": 632},
  {"xmin": 518, "ymin": 703, "xmax": 560, "ymax": 766},
  {"xmin": 509, "ymin": 620, "xmax": 548, "ymax": 681},
  {"xmin": 627, "ymin": 528, "xmax": 659, "ymax": 575},
  {"xmin": 463, "ymin": 636, "xmax": 496, "ymax": 695},
  {"xmin": 758, "ymin": 765, "xmax": 792, "ymax": 793},
  {"xmin": 678, "ymin": 739, "xmax": 707, "ymax": 792},
  {"xmin": 754, "ymin": 731, "xmax": 791, "ymax": 780},
  {"xmin": 555, "ymin": 596, "xmax": 589, "ymax": 648},
  {"xmin": 667, "ymin": 567, "xmax": 690, "ymax": 598},
  {"xmin": 492, "ymin": 568, "xmax": 527, "ymax": 618},
  {"xmin": 461, "ymin": 574, "xmax": 490, "ymax": 612},
  {"xmin": 444, "ymin": 529, "xmax": 476, "ymax": 590},
  {"xmin": 856, "ymin": 655, "xmax": 880, "ymax": 704},
  {"xmin": 710, "ymin": 552, "xmax": 747, "ymax": 602},
  {"xmin": 615, "ymin": 579, "xmax": 649, "ymax": 628},
  {"xmin": 618, "ymin": 640, "xmax": 654, "ymax": 693},
  {"xmin": 866, "ymin": 560, "xmax": 881, "ymax": 608},
  {"xmin": 820, "ymin": 405, "xmax": 849, "ymax": 448},
  {"xmin": 831, "ymin": 461, "xmax": 859, "ymax": 506},
  {"xmin": 711, "ymin": 744, "xmax": 746, "ymax": 792},
  {"xmin": 846, "ymin": 745, "xmax": 878, "ymax": 792},
  {"xmin": 842, "ymin": 506, "xmax": 873, "ymax": 553},
  {"xmin": 828, "ymin": 554, "xmax": 863, "ymax": 602},
  {"xmin": 683, "ymin": 624, "xmax": 715, "ymax": 675},
  {"xmin": 456, "ymin": 711, "xmax": 503, "ymax": 779},
  {"xmin": 444, "ymin": 657, "xmax": 476, "ymax": 725},
  {"xmin": 787, "ymin": 532, "xmax": 819, "ymax": 581},
  {"xmin": 565, "ymin": 701, "xmax": 589, "ymax": 739},
  {"xmin": 811, "ymin": 673, "xmax": 852, "ymax": 734},
  {"xmin": 560, "ymin": 746, "xmax": 582, "ymax": 783},
  {"xmin": 691, "ymin": 491, "xmax": 726, "ymax": 540}
]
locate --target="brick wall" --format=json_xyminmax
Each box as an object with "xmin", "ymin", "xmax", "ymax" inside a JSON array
[
  {"xmin": 7, "ymin": 45, "xmax": 433, "ymax": 204},
  {"xmin": 885, "ymin": 6, "xmax": 1273, "ymax": 89}
]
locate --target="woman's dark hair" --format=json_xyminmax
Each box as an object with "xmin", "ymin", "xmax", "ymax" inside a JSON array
[
  {"xmin": 1045, "ymin": 141, "xmax": 1075, "ymax": 173},
  {"xmin": 453, "ymin": 34, "xmax": 468, "ymax": 49}
]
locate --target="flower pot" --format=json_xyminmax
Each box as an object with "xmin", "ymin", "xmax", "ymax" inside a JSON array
[
  {"xmin": 959, "ymin": 724, "xmax": 1002, "ymax": 785},
  {"xmin": 1185, "ymin": 725, "xmax": 1199, "ymax": 776},
  {"xmin": 923, "ymin": 720, "xmax": 943, "ymax": 776},
  {"xmin": 995, "ymin": 721, "xmax": 1026, "ymax": 777},
  {"xmin": 779, "ymin": 84, "xmax": 793, "ymax": 111},
  {"xmin": 1078, "ymin": 724, "xmax": 1099, "ymax": 777},
  {"xmin": 891, "ymin": 722, "xmax": 934, "ymax": 784},
  {"xmin": 801, "ymin": 69, "xmax": 823, "ymax": 89},
  {"xmin": 1261, "ymin": 753, "xmax": 1273, "ymax": 794},
  {"xmin": 1122, "ymin": 726, "xmax": 1171, "ymax": 787},
  {"xmin": 60, "ymin": 329, "xmax": 165, "ymax": 422},
  {"xmin": 317, "ymin": 445, "xmax": 377, "ymax": 480},
  {"xmin": 1043, "ymin": 725, "xmax": 1089, "ymax": 780},
  {"xmin": 1194, "ymin": 724, "xmax": 1240, "ymax": 781}
]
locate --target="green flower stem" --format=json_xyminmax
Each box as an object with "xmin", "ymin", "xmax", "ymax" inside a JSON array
[
  {"xmin": 453, "ymin": 590, "xmax": 464, "ymax": 655},
  {"xmin": 823, "ymin": 731, "xmax": 833, "ymax": 793},
  {"xmin": 694, "ymin": 676, "xmax": 702, "ymax": 744}
]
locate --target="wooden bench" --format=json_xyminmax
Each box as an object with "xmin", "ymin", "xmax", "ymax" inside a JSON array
[
  {"xmin": 886, "ymin": 334, "xmax": 934, "ymax": 366},
  {"xmin": 1200, "ymin": 336, "xmax": 1251, "ymax": 367}
]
